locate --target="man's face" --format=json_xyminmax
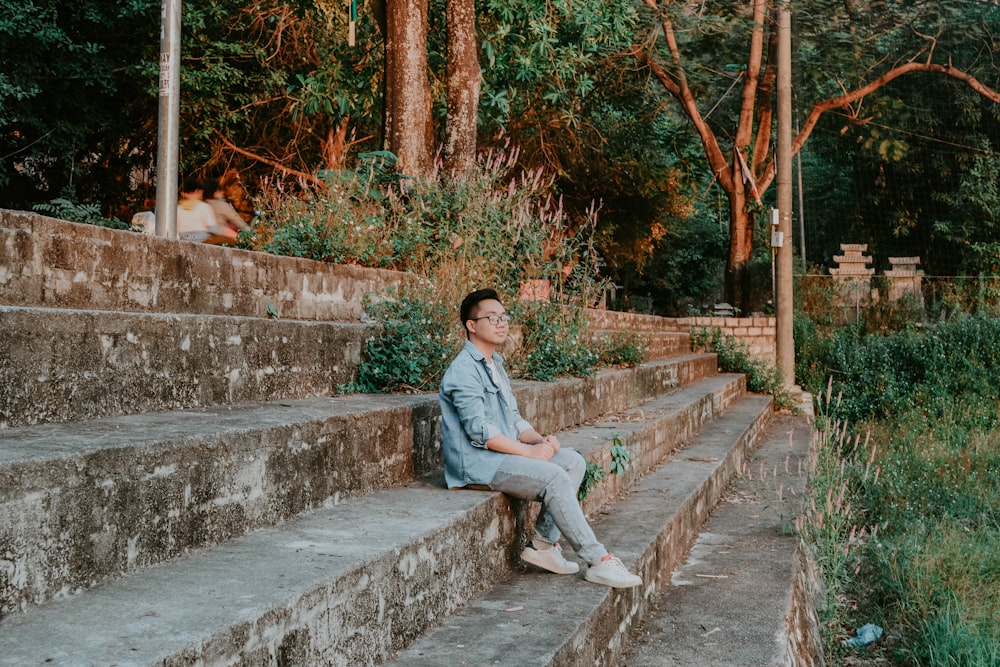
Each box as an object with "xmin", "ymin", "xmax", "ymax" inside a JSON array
[{"xmin": 467, "ymin": 298, "xmax": 509, "ymax": 346}]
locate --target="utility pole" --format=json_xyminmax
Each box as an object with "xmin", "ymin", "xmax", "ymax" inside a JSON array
[
  {"xmin": 775, "ymin": 2, "xmax": 795, "ymax": 389},
  {"xmin": 154, "ymin": 0, "xmax": 181, "ymax": 238}
]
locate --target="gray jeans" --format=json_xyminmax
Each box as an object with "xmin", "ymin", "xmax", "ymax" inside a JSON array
[{"xmin": 489, "ymin": 448, "xmax": 608, "ymax": 564}]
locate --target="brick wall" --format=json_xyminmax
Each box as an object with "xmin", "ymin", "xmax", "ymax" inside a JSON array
[
  {"xmin": 657, "ymin": 316, "xmax": 777, "ymax": 364},
  {"xmin": 585, "ymin": 309, "xmax": 776, "ymax": 365}
]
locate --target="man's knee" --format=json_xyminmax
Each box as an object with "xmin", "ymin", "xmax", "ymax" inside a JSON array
[{"xmin": 558, "ymin": 448, "xmax": 587, "ymax": 484}]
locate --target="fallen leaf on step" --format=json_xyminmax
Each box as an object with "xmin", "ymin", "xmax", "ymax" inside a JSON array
[{"xmin": 685, "ymin": 456, "xmax": 719, "ymax": 463}]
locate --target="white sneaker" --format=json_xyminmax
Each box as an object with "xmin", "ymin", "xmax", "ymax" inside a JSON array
[
  {"xmin": 520, "ymin": 542, "xmax": 580, "ymax": 574},
  {"xmin": 584, "ymin": 554, "xmax": 642, "ymax": 588}
]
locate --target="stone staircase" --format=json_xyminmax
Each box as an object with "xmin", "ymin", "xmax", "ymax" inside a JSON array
[{"xmin": 0, "ymin": 211, "xmax": 780, "ymax": 666}]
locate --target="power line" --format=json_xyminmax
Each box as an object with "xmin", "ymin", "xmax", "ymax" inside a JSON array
[{"xmin": 829, "ymin": 110, "xmax": 998, "ymax": 156}]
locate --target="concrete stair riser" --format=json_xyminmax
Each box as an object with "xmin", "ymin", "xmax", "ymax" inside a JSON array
[
  {"xmin": 0, "ymin": 306, "xmax": 375, "ymax": 427},
  {"xmin": 550, "ymin": 400, "xmax": 773, "ymax": 667},
  {"xmin": 576, "ymin": 375, "xmax": 747, "ymax": 515},
  {"xmin": 0, "ymin": 210, "xmax": 406, "ymax": 320},
  {"xmin": 0, "ymin": 399, "xmax": 421, "ymax": 617},
  {"xmin": 516, "ymin": 354, "xmax": 717, "ymax": 437},
  {"xmin": 586, "ymin": 329, "xmax": 691, "ymax": 361},
  {"xmin": 586, "ymin": 309, "xmax": 682, "ymax": 334}
]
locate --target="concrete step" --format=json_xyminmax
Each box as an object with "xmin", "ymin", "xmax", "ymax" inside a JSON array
[
  {"xmin": 387, "ymin": 394, "xmax": 773, "ymax": 666},
  {"xmin": 570, "ymin": 373, "xmax": 747, "ymax": 515},
  {"xmin": 0, "ymin": 379, "xmax": 758, "ymax": 665},
  {"xmin": 621, "ymin": 412, "xmax": 815, "ymax": 667},
  {"xmin": 0, "ymin": 305, "xmax": 376, "ymax": 427},
  {"xmin": 0, "ymin": 209, "xmax": 405, "ymax": 320},
  {"xmin": 0, "ymin": 356, "xmax": 720, "ymax": 619}
]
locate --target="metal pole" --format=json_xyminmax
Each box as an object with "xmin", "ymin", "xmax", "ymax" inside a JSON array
[
  {"xmin": 775, "ymin": 2, "xmax": 795, "ymax": 389},
  {"xmin": 154, "ymin": 0, "xmax": 181, "ymax": 238}
]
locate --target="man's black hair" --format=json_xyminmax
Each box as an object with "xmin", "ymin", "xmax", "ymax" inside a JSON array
[{"xmin": 460, "ymin": 288, "xmax": 500, "ymax": 333}]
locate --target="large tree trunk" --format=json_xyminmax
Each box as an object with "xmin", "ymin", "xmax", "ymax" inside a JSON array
[
  {"xmin": 443, "ymin": 0, "xmax": 481, "ymax": 175},
  {"xmin": 723, "ymin": 202, "xmax": 757, "ymax": 315},
  {"xmin": 384, "ymin": 0, "xmax": 433, "ymax": 178},
  {"xmin": 725, "ymin": 155, "xmax": 755, "ymax": 310}
]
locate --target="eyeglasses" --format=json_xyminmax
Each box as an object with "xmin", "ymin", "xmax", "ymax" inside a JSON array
[{"xmin": 472, "ymin": 314, "xmax": 512, "ymax": 326}]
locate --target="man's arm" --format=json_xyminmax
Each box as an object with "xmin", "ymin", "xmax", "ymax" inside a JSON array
[{"xmin": 485, "ymin": 429, "xmax": 561, "ymax": 461}]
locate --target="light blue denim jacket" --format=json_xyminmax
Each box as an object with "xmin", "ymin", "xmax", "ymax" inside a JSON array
[{"xmin": 439, "ymin": 340, "xmax": 533, "ymax": 488}]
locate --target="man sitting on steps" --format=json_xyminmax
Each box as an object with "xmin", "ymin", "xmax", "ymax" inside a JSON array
[{"xmin": 438, "ymin": 288, "xmax": 642, "ymax": 589}]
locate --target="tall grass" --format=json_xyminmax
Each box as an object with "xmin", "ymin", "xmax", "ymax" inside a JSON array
[
  {"xmin": 797, "ymin": 319, "xmax": 1000, "ymax": 664},
  {"xmin": 253, "ymin": 148, "xmax": 624, "ymax": 392}
]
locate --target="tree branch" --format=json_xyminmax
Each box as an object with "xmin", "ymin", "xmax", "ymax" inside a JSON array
[
  {"xmin": 215, "ymin": 131, "xmax": 325, "ymax": 188},
  {"xmin": 633, "ymin": 8, "xmax": 733, "ymax": 188},
  {"xmin": 796, "ymin": 62, "xmax": 1000, "ymax": 156},
  {"xmin": 757, "ymin": 61, "xmax": 1000, "ymax": 193}
]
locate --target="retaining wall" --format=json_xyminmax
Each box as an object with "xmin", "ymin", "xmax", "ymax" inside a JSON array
[{"xmin": 661, "ymin": 316, "xmax": 777, "ymax": 364}]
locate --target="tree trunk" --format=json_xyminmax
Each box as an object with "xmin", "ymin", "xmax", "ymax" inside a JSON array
[
  {"xmin": 384, "ymin": 0, "xmax": 433, "ymax": 178},
  {"xmin": 724, "ymin": 162, "xmax": 756, "ymax": 311},
  {"xmin": 443, "ymin": 0, "xmax": 481, "ymax": 175}
]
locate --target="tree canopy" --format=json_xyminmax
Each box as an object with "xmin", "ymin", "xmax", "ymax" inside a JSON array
[{"xmin": 3, "ymin": 0, "xmax": 1000, "ymax": 313}]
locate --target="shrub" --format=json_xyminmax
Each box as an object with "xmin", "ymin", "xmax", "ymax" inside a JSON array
[
  {"xmin": 797, "ymin": 316, "xmax": 1000, "ymax": 423},
  {"xmin": 33, "ymin": 198, "xmax": 132, "ymax": 231},
  {"xmin": 690, "ymin": 327, "xmax": 794, "ymax": 410},
  {"xmin": 321, "ymin": 149, "xmax": 609, "ymax": 392},
  {"xmin": 594, "ymin": 332, "xmax": 646, "ymax": 368},
  {"xmin": 507, "ymin": 301, "xmax": 599, "ymax": 381},
  {"xmin": 344, "ymin": 285, "xmax": 460, "ymax": 393}
]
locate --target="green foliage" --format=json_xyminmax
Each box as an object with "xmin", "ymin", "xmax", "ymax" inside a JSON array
[
  {"xmin": 799, "ymin": 318, "xmax": 1000, "ymax": 661},
  {"xmin": 175, "ymin": 0, "xmax": 385, "ymax": 180},
  {"xmin": 690, "ymin": 327, "xmax": 793, "ymax": 410},
  {"xmin": 578, "ymin": 435, "xmax": 632, "ymax": 501},
  {"xmin": 0, "ymin": 0, "xmax": 158, "ymax": 213},
  {"xmin": 604, "ymin": 199, "xmax": 728, "ymax": 314},
  {"xmin": 933, "ymin": 150, "xmax": 1000, "ymax": 275},
  {"xmin": 346, "ymin": 287, "xmax": 459, "ymax": 394},
  {"xmin": 609, "ymin": 436, "xmax": 632, "ymax": 476},
  {"xmin": 796, "ymin": 316, "xmax": 1000, "ymax": 424},
  {"xmin": 595, "ymin": 332, "xmax": 646, "ymax": 369},
  {"xmin": 32, "ymin": 198, "xmax": 131, "ymax": 231},
  {"xmin": 577, "ymin": 461, "xmax": 607, "ymax": 501},
  {"xmin": 476, "ymin": 0, "xmax": 637, "ymax": 137},
  {"xmin": 508, "ymin": 301, "xmax": 599, "ymax": 382}
]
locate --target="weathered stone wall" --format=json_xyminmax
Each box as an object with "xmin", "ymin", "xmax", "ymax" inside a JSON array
[
  {"xmin": 0, "ymin": 209, "xmax": 407, "ymax": 321},
  {"xmin": 781, "ymin": 542, "xmax": 827, "ymax": 666}
]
